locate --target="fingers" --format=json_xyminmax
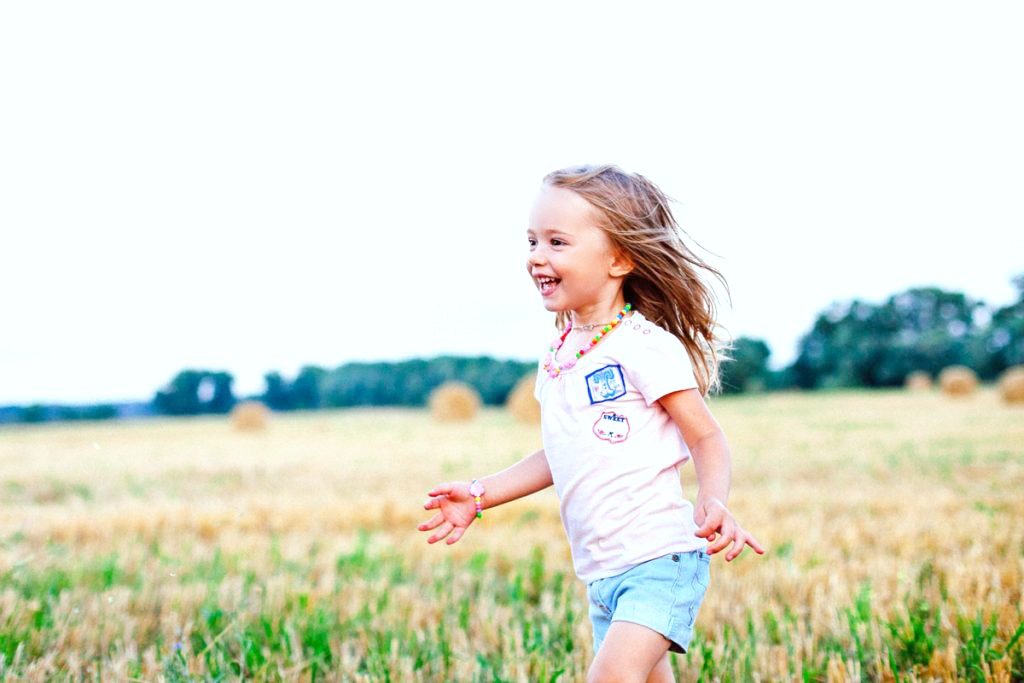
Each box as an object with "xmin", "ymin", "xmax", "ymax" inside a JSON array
[
  {"xmin": 427, "ymin": 521, "xmax": 454, "ymax": 544},
  {"xmin": 723, "ymin": 529, "xmax": 766, "ymax": 561},
  {"xmin": 426, "ymin": 483, "xmax": 454, "ymax": 497},
  {"xmin": 694, "ymin": 506, "xmax": 723, "ymax": 539},
  {"xmin": 446, "ymin": 526, "xmax": 467, "ymax": 545},
  {"xmin": 423, "ymin": 496, "xmax": 443, "ymax": 511},
  {"xmin": 417, "ymin": 512, "xmax": 444, "ymax": 533},
  {"xmin": 694, "ymin": 500, "xmax": 767, "ymax": 562},
  {"xmin": 724, "ymin": 532, "xmax": 746, "ymax": 561},
  {"xmin": 745, "ymin": 532, "xmax": 767, "ymax": 555},
  {"xmin": 705, "ymin": 517, "xmax": 736, "ymax": 555}
]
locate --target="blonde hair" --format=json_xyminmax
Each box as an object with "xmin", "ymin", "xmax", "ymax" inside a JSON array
[{"xmin": 543, "ymin": 164, "xmax": 731, "ymax": 396}]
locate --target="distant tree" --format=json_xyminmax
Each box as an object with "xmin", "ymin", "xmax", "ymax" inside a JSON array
[
  {"xmin": 206, "ymin": 372, "xmax": 236, "ymax": 414},
  {"xmin": 54, "ymin": 404, "xmax": 119, "ymax": 421},
  {"xmin": 262, "ymin": 371, "xmax": 294, "ymax": 411},
  {"xmin": 291, "ymin": 365, "xmax": 327, "ymax": 410},
  {"xmin": 790, "ymin": 287, "xmax": 986, "ymax": 389},
  {"xmin": 153, "ymin": 369, "xmax": 236, "ymax": 415},
  {"xmin": 154, "ymin": 370, "xmax": 204, "ymax": 415},
  {"xmin": 975, "ymin": 273, "xmax": 1024, "ymax": 378},
  {"xmin": 322, "ymin": 362, "xmax": 386, "ymax": 407},
  {"xmin": 719, "ymin": 337, "xmax": 772, "ymax": 394},
  {"xmin": 317, "ymin": 356, "xmax": 534, "ymax": 408},
  {"xmin": 56, "ymin": 406, "xmax": 82, "ymax": 421},
  {"xmin": 765, "ymin": 365, "xmax": 796, "ymax": 391},
  {"xmin": 20, "ymin": 404, "xmax": 48, "ymax": 423},
  {"xmin": 81, "ymin": 404, "xmax": 118, "ymax": 420}
]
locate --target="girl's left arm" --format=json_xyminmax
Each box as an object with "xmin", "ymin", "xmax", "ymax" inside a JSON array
[{"xmin": 659, "ymin": 389, "xmax": 766, "ymax": 561}]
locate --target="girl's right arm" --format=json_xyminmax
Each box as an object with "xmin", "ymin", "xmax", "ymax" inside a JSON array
[{"xmin": 417, "ymin": 448, "xmax": 552, "ymax": 545}]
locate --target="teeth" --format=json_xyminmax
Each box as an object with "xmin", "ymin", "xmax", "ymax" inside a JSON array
[{"xmin": 536, "ymin": 276, "xmax": 559, "ymax": 295}]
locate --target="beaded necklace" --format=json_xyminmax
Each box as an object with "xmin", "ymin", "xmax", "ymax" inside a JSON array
[
  {"xmin": 572, "ymin": 319, "xmax": 617, "ymax": 332},
  {"xmin": 543, "ymin": 303, "xmax": 632, "ymax": 378}
]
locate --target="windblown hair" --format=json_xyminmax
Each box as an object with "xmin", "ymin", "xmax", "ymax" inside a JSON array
[{"xmin": 543, "ymin": 164, "xmax": 731, "ymax": 396}]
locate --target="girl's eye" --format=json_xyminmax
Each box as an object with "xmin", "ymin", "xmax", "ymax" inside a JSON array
[
  {"xmin": 527, "ymin": 238, "xmax": 537, "ymax": 247},
  {"xmin": 551, "ymin": 239, "xmax": 565, "ymax": 246}
]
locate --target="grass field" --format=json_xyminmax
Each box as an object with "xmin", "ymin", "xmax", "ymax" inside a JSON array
[{"xmin": 0, "ymin": 388, "xmax": 1021, "ymax": 681}]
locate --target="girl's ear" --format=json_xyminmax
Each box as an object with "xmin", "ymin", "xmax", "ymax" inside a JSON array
[{"xmin": 609, "ymin": 248, "xmax": 634, "ymax": 278}]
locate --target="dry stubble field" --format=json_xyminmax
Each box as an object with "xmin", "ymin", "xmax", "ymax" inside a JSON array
[{"xmin": 0, "ymin": 388, "xmax": 1022, "ymax": 681}]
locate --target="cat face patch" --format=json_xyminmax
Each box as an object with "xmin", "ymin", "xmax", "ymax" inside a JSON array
[
  {"xmin": 593, "ymin": 411, "xmax": 630, "ymax": 444},
  {"xmin": 585, "ymin": 364, "xmax": 626, "ymax": 404}
]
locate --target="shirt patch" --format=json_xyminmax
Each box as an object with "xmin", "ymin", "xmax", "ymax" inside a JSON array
[
  {"xmin": 593, "ymin": 411, "xmax": 630, "ymax": 444},
  {"xmin": 585, "ymin": 364, "xmax": 627, "ymax": 404}
]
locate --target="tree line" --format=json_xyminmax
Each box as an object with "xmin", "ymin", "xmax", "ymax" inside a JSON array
[
  {"xmin": 2, "ymin": 276, "xmax": 1021, "ymax": 423},
  {"xmin": 721, "ymin": 276, "xmax": 1023, "ymax": 393},
  {"xmin": 154, "ymin": 357, "xmax": 534, "ymax": 416}
]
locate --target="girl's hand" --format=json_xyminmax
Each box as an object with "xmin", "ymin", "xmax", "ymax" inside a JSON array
[
  {"xmin": 694, "ymin": 497, "xmax": 766, "ymax": 561},
  {"xmin": 417, "ymin": 482, "xmax": 479, "ymax": 545}
]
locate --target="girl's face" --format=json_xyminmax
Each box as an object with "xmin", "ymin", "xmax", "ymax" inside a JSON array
[{"xmin": 526, "ymin": 185, "xmax": 632, "ymax": 317}]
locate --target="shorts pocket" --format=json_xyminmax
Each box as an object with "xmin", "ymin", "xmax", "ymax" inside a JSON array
[
  {"xmin": 587, "ymin": 578, "xmax": 612, "ymax": 615},
  {"xmin": 668, "ymin": 551, "xmax": 710, "ymax": 633}
]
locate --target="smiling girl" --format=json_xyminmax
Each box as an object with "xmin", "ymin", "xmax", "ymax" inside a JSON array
[{"xmin": 418, "ymin": 164, "xmax": 764, "ymax": 683}]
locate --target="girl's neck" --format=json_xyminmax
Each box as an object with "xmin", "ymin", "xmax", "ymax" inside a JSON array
[{"xmin": 570, "ymin": 297, "xmax": 629, "ymax": 328}]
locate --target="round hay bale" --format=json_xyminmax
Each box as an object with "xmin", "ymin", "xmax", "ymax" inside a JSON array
[
  {"xmin": 938, "ymin": 365, "xmax": 978, "ymax": 397},
  {"xmin": 429, "ymin": 382, "xmax": 481, "ymax": 422},
  {"xmin": 997, "ymin": 365, "xmax": 1024, "ymax": 404},
  {"xmin": 904, "ymin": 371, "xmax": 932, "ymax": 391},
  {"xmin": 506, "ymin": 374, "xmax": 541, "ymax": 423},
  {"xmin": 230, "ymin": 400, "xmax": 270, "ymax": 431}
]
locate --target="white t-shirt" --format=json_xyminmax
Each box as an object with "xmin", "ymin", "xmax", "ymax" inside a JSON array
[{"xmin": 534, "ymin": 311, "xmax": 708, "ymax": 583}]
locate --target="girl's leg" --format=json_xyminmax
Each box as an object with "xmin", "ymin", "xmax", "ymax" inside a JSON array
[
  {"xmin": 586, "ymin": 621, "xmax": 674, "ymax": 683},
  {"xmin": 646, "ymin": 653, "xmax": 675, "ymax": 683}
]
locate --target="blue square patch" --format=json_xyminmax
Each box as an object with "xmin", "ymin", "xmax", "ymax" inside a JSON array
[{"xmin": 585, "ymin": 364, "xmax": 627, "ymax": 404}]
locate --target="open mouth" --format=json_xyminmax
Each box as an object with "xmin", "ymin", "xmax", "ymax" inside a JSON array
[{"xmin": 536, "ymin": 276, "xmax": 561, "ymax": 296}]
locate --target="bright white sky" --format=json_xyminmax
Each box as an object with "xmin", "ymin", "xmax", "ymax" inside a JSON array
[{"xmin": 2, "ymin": 2, "xmax": 1022, "ymax": 405}]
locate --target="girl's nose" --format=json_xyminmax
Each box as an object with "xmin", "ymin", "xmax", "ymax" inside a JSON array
[{"xmin": 528, "ymin": 248, "xmax": 546, "ymax": 266}]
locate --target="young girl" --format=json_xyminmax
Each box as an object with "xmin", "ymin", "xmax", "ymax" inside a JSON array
[{"xmin": 417, "ymin": 164, "xmax": 764, "ymax": 683}]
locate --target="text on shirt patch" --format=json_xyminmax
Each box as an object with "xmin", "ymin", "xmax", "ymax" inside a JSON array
[
  {"xmin": 593, "ymin": 411, "xmax": 630, "ymax": 444},
  {"xmin": 585, "ymin": 364, "xmax": 626, "ymax": 404}
]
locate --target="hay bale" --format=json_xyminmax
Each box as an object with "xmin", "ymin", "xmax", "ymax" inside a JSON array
[
  {"xmin": 506, "ymin": 374, "xmax": 541, "ymax": 423},
  {"xmin": 904, "ymin": 371, "xmax": 932, "ymax": 391},
  {"xmin": 429, "ymin": 382, "xmax": 481, "ymax": 422},
  {"xmin": 998, "ymin": 365, "xmax": 1024, "ymax": 404},
  {"xmin": 230, "ymin": 400, "xmax": 270, "ymax": 431},
  {"xmin": 938, "ymin": 365, "xmax": 978, "ymax": 397}
]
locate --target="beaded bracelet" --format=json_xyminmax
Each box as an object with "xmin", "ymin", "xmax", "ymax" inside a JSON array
[{"xmin": 469, "ymin": 479, "xmax": 485, "ymax": 519}]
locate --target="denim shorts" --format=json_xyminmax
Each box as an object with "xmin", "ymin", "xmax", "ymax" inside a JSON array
[{"xmin": 586, "ymin": 549, "xmax": 711, "ymax": 654}]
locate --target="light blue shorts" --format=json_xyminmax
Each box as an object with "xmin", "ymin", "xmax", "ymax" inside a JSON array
[{"xmin": 586, "ymin": 549, "xmax": 711, "ymax": 654}]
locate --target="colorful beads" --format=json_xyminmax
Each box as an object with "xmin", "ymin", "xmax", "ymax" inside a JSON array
[
  {"xmin": 542, "ymin": 303, "xmax": 632, "ymax": 378},
  {"xmin": 469, "ymin": 479, "xmax": 485, "ymax": 519}
]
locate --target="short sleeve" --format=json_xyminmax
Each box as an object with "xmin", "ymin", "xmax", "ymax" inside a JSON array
[
  {"xmin": 626, "ymin": 329, "xmax": 699, "ymax": 406},
  {"xmin": 533, "ymin": 359, "xmax": 546, "ymax": 401}
]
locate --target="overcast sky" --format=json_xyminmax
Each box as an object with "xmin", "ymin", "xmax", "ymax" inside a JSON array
[{"xmin": 2, "ymin": 2, "xmax": 1022, "ymax": 405}]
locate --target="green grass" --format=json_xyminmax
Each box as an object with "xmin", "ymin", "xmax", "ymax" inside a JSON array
[{"xmin": 0, "ymin": 539, "xmax": 1020, "ymax": 681}]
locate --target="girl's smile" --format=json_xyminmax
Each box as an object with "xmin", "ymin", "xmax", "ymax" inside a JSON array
[
  {"xmin": 535, "ymin": 275, "xmax": 560, "ymax": 297},
  {"xmin": 526, "ymin": 185, "xmax": 633, "ymax": 323}
]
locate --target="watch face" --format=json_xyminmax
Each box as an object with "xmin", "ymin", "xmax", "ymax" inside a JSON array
[{"xmin": 469, "ymin": 480, "xmax": 485, "ymax": 497}]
